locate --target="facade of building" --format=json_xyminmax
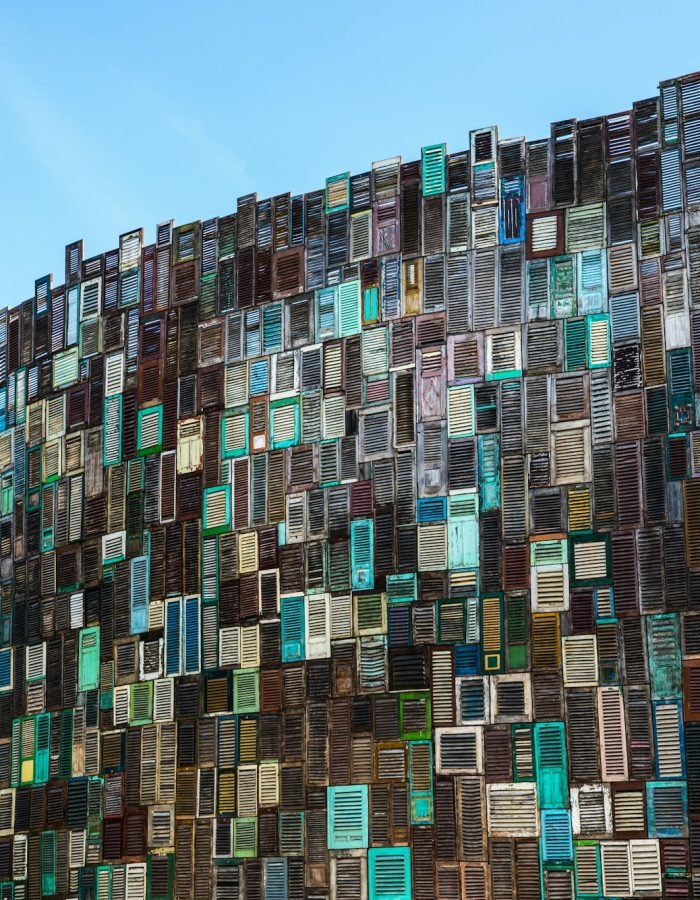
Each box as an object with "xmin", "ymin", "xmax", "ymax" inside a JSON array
[{"xmin": 1, "ymin": 71, "xmax": 700, "ymax": 898}]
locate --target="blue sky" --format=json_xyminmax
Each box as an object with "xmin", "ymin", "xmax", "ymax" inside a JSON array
[{"xmin": 1, "ymin": 0, "xmax": 700, "ymax": 304}]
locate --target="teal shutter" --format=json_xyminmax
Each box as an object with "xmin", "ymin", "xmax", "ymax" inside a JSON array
[
  {"xmin": 327, "ymin": 784, "xmax": 369, "ymax": 849},
  {"xmin": 647, "ymin": 781, "xmax": 688, "ymax": 837},
  {"xmin": 565, "ymin": 318, "xmax": 586, "ymax": 371},
  {"xmin": 351, "ymin": 518, "xmax": 375, "ymax": 590},
  {"xmin": 448, "ymin": 491, "xmax": 479, "ymax": 569},
  {"xmin": 368, "ymin": 846, "xmax": 412, "ymax": 900},
  {"xmin": 78, "ymin": 627, "xmax": 100, "ymax": 692},
  {"xmin": 35, "ymin": 712, "xmax": 50, "ymax": 785},
  {"xmin": 40, "ymin": 830, "xmax": 56, "ymax": 896},
  {"xmin": 535, "ymin": 722, "xmax": 568, "ymax": 808},
  {"xmin": 281, "ymin": 595, "xmax": 305, "ymax": 663},
  {"xmin": 478, "ymin": 434, "xmax": 501, "ymax": 511},
  {"xmin": 647, "ymin": 613, "xmax": 682, "ymax": 699},
  {"xmin": 262, "ymin": 302, "xmax": 283, "ymax": 354},
  {"xmin": 421, "ymin": 144, "xmax": 446, "ymax": 196},
  {"xmin": 339, "ymin": 281, "xmax": 361, "ymax": 337}
]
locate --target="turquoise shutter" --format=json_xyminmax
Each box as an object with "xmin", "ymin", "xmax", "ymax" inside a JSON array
[
  {"xmin": 368, "ymin": 846, "xmax": 412, "ymax": 900},
  {"xmin": 327, "ymin": 784, "xmax": 369, "ymax": 849},
  {"xmin": 351, "ymin": 518, "xmax": 375, "ymax": 590},
  {"xmin": 647, "ymin": 613, "xmax": 682, "ymax": 699},
  {"xmin": 165, "ymin": 597, "xmax": 182, "ymax": 676},
  {"xmin": 421, "ymin": 144, "xmax": 446, "ymax": 196},
  {"xmin": 448, "ymin": 491, "xmax": 479, "ymax": 569},
  {"xmin": 281, "ymin": 595, "xmax": 305, "ymax": 663},
  {"xmin": 478, "ymin": 434, "xmax": 501, "ymax": 512},
  {"xmin": 130, "ymin": 554, "xmax": 149, "ymax": 635},
  {"xmin": 35, "ymin": 712, "xmax": 50, "ymax": 785},
  {"xmin": 78, "ymin": 627, "xmax": 100, "ymax": 692},
  {"xmin": 339, "ymin": 281, "xmax": 361, "ymax": 337},
  {"xmin": 535, "ymin": 722, "xmax": 568, "ymax": 808}
]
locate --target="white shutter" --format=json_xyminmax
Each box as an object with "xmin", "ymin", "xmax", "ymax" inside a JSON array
[
  {"xmin": 69, "ymin": 830, "xmax": 87, "ymax": 869},
  {"xmin": 102, "ymin": 531, "xmax": 126, "ymax": 564},
  {"xmin": 562, "ymin": 635, "xmax": 599, "ymax": 687},
  {"xmin": 258, "ymin": 761, "xmax": 280, "ymax": 807},
  {"xmin": 654, "ymin": 702, "xmax": 684, "ymax": 778},
  {"xmin": 113, "ymin": 684, "xmax": 130, "ymax": 725},
  {"xmin": 487, "ymin": 783, "xmax": 539, "ymax": 837},
  {"xmin": 219, "ymin": 627, "xmax": 240, "ymax": 669},
  {"xmin": 237, "ymin": 765, "xmax": 258, "ymax": 817},
  {"xmin": 531, "ymin": 216, "xmax": 559, "ymax": 253},
  {"xmin": 630, "ymin": 840, "xmax": 662, "ymax": 894},
  {"xmin": 598, "ymin": 688, "xmax": 628, "ymax": 781},
  {"xmin": 0, "ymin": 789, "xmax": 13, "ymax": 835},
  {"xmin": 435, "ymin": 727, "xmax": 482, "ymax": 774},
  {"xmin": 601, "ymin": 842, "xmax": 632, "ymax": 897},
  {"xmin": 330, "ymin": 596, "xmax": 353, "ymax": 641},
  {"xmin": 240, "ymin": 624, "xmax": 260, "ymax": 669},
  {"xmin": 25, "ymin": 642, "xmax": 46, "ymax": 681},
  {"xmin": 153, "ymin": 678, "xmax": 174, "ymax": 723},
  {"xmin": 12, "ymin": 833, "xmax": 27, "ymax": 881},
  {"xmin": 104, "ymin": 352, "xmax": 125, "ymax": 396},
  {"xmin": 306, "ymin": 592, "xmax": 330, "ymax": 658}
]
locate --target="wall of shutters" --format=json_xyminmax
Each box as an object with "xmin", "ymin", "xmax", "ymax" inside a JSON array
[{"xmin": 2, "ymin": 68, "xmax": 700, "ymax": 899}]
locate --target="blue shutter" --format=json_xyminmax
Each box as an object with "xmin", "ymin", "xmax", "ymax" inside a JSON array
[
  {"xmin": 183, "ymin": 595, "xmax": 201, "ymax": 674},
  {"xmin": 316, "ymin": 286, "xmax": 337, "ymax": 340},
  {"xmin": 541, "ymin": 809, "xmax": 573, "ymax": 863},
  {"xmin": 130, "ymin": 555, "xmax": 149, "ymax": 635},
  {"xmin": 0, "ymin": 648, "xmax": 12, "ymax": 691},
  {"xmin": 500, "ymin": 175, "xmax": 525, "ymax": 244},
  {"xmin": 165, "ymin": 598, "xmax": 182, "ymax": 676}
]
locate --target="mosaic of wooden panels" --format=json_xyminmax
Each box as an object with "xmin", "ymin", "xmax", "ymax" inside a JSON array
[{"xmin": 2, "ymin": 70, "xmax": 700, "ymax": 900}]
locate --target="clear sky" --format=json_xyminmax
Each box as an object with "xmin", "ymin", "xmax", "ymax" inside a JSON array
[{"xmin": 1, "ymin": 0, "xmax": 700, "ymax": 305}]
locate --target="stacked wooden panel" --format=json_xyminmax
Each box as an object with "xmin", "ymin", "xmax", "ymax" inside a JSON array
[{"xmin": 1, "ymin": 71, "xmax": 700, "ymax": 899}]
